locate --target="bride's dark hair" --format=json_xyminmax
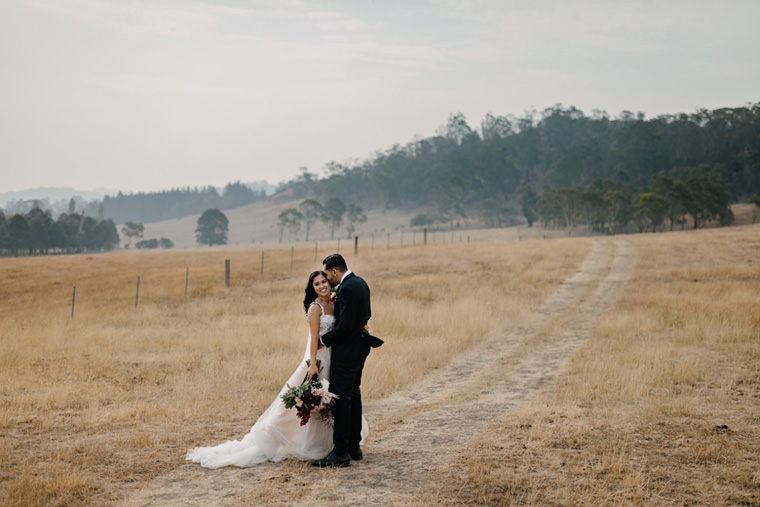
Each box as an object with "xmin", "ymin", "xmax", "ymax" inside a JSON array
[{"xmin": 303, "ymin": 270, "xmax": 328, "ymax": 314}]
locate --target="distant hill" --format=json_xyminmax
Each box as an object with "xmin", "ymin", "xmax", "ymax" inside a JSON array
[
  {"xmin": 268, "ymin": 103, "xmax": 758, "ymax": 234},
  {"xmin": 0, "ymin": 186, "xmax": 118, "ymax": 208},
  {"xmin": 278, "ymin": 103, "xmax": 760, "ymax": 215},
  {"xmin": 138, "ymin": 197, "xmax": 421, "ymax": 249},
  {"xmin": 0, "ymin": 181, "xmax": 277, "ymax": 221}
]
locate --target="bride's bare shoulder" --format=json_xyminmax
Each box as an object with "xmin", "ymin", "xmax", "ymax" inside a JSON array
[{"xmin": 307, "ymin": 302, "xmax": 323, "ymax": 321}]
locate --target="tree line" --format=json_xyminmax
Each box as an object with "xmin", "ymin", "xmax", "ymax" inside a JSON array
[
  {"xmin": 0, "ymin": 202, "xmax": 119, "ymax": 256},
  {"xmin": 100, "ymin": 181, "xmax": 266, "ymax": 224},
  {"xmin": 279, "ymin": 103, "xmax": 760, "ymax": 229},
  {"xmin": 522, "ymin": 169, "xmax": 740, "ymax": 234},
  {"xmin": 1, "ymin": 182, "xmax": 268, "ymax": 226}
]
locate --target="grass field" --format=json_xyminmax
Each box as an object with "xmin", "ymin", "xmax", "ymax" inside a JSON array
[
  {"xmin": 1, "ymin": 232, "xmax": 589, "ymax": 505},
  {"xmin": 1, "ymin": 223, "xmax": 759, "ymax": 505},
  {"xmin": 432, "ymin": 225, "xmax": 760, "ymax": 505}
]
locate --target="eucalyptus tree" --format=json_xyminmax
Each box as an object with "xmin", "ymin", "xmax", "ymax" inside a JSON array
[
  {"xmin": 277, "ymin": 208, "xmax": 302, "ymax": 242},
  {"xmin": 604, "ymin": 189, "xmax": 633, "ymax": 234},
  {"xmin": 299, "ymin": 199, "xmax": 323, "ymax": 241},
  {"xmin": 27, "ymin": 208, "xmax": 53, "ymax": 254},
  {"xmin": 121, "ymin": 221, "xmax": 144, "ymax": 248},
  {"xmin": 749, "ymin": 195, "xmax": 760, "ymax": 223},
  {"xmin": 518, "ymin": 186, "xmax": 538, "ymax": 227},
  {"xmin": 345, "ymin": 203, "xmax": 367, "ymax": 238},
  {"xmin": 554, "ymin": 188, "xmax": 583, "ymax": 230},
  {"xmin": 322, "ymin": 198, "xmax": 346, "ymax": 240},
  {"xmin": 635, "ymin": 193, "xmax": 669, "ymax": 232},
  {"xmin": 6, "ymin": 214, "xmax": 30, "ymax": 256},
  {"xmin": 195, "ymin": 208, "xmax": 228, "ymax": 246}
]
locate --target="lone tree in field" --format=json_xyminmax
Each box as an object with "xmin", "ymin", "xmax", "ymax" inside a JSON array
[
  {"xmin": 322, "ymin": 197, "xmax": 345, "ymax": 240},
  {"xmin": 196, "ymin": 208, "xmax": 228, "ymax": 246},
  {"xmin": 299, "ymin": 199, "xmax": 323, "ymax": 241},
  {"xmin": 345, "ymin": 203, "xmax": 366, "ymax": 238},
  {"xmin": 277, "ymin": 208, "xmax": 302, "ymax": 242}
]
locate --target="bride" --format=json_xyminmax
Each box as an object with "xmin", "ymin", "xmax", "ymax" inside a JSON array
[{"xmin": 186, "ymin": 270, "xmax": 368, "ymax": 468}]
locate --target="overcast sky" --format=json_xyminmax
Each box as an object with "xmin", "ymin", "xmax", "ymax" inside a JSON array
[{"xmin": 1, "ymin": 0, "xmax": 758, "ymax": 194}]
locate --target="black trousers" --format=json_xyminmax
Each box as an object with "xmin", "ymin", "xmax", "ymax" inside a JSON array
[{"xmin": 329, "ymin": 342, "xmax": 370, "ymax": 456}]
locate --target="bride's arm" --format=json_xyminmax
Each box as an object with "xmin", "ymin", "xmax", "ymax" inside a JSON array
[{"xmin": 307, "ymin": 304, "xmax": 321, "ymax": 380}]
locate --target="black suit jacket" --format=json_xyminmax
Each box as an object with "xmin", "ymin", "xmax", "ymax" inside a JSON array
[{"xmin": 321, "ymin": 272, "xmax": 381, "ymax": 349}]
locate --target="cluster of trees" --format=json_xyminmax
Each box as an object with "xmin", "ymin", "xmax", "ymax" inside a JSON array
[
  {"xmin": 121, "ymin": 222, "xmax": 174, "ymax": 249},
  {"xmin": 522, "ymin": 169, "xmax": 736, "ymax": 234},
  {"xmin": 0, "ymin": 207, "xmax": 119, "ymax": 256},
  {"xmin": 277, "ymin": 198, "xmax": 366, "ymax": 242},
  {"xmin": 101, "ymin": 182, "xmax": 266, "ymax": 224},
  {"xmin": 135, "ymin": 237, "xmax": 174, "ymax": 249},
  {"xmin": 279, "ymin": 104, "xmax": 759, "ymax": 229}
]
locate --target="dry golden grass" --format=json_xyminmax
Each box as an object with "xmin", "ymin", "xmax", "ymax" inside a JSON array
[
  {"xmin": 0, "ymin": 237, "xmax": 590, "ymax": 506},
  {"xmin": 433, "ymin": 225, "xmax": 760, "ymax": 506}
]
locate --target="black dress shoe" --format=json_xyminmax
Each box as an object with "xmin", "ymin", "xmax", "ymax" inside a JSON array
[
  {"xmin": 311, "ymin": 451, "xmax": 350, "ymax": 468},
  {"xmin": 349, "ymin": 447, "xmax": 363, "ymax": 461}
]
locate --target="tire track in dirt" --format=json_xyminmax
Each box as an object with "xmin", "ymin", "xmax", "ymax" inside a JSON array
[{"xmin": 119, "ymin": 238, "xmax": 636, "ymax": 506}]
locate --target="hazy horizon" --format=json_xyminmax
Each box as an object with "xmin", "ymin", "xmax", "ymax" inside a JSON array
[
  {"xmin": 2, "ymin": 0, "xmax": 759, "ymax": 194},
  {"xmin": 0, "ymin": 180, "xmax": 277, "ymax": 210}
]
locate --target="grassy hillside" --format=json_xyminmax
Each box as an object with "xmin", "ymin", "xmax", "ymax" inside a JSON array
[{"xmin": 135, "ymin": 201, "xmax": 759, "ymax": 250}]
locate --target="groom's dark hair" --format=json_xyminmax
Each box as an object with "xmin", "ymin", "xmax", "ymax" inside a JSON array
[{"xmin": 322, "ymin": 253, "xmax": 347, "ymax": 271}]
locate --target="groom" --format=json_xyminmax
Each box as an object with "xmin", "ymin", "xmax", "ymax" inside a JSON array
[{"xmin": 313, "ymin": 253, "xmax": 379, "ymax": 468}]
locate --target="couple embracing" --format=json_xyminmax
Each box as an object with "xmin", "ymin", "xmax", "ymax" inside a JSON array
[{"xmin": 186, "ymin": 254, "xmax": 381, "ymax": 469}]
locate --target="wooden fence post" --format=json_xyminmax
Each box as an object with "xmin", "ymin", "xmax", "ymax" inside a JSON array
[
  {"xmin": 354, "ymin": 236, "xmax": 358, "ymax": 255},
  {"xmin": 225, "ymin": 259, "xmax": 230, "ymax": 288},
  {"xmin": 314, "ymin": 242, "xmax": 318, "ymax": 262},
  {"xmin": 71, "ymin": 285, "xmax": 76, "ymax": 318},
  {"xmin": 290, "ymin": 246, "xmax": 294, "ymax": 273},
  {"xmin": 260, "ymin": 251, "xmax": 265, "ymax": 278},
  {"xmin": 423, "ymin": 228, "xmax": 427, "ymax": 245},
  {"xmin": 185, "ymin": 267, "xmax": 189, "ymax": 298},
  {"xmin": 135, "ymin": 276, "xmax": 140, "ymax": 309},
  {"xmin": 387, "ymin": 232, "xmax": 390, "ymax": 249}
]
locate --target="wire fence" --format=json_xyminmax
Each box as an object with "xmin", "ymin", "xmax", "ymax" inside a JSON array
[{"xmin": 65, "ymin": 225, "xmax": 558, "ymax": 318}]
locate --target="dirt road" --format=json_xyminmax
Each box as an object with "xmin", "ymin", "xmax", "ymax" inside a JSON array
[{"xmin": 119, "ymin": 238, "xmax": 636, "ymax": 506}]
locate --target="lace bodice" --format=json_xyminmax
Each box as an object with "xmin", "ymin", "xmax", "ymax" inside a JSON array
[
  {"xmin": 310, "ymin": 302, "xmax": 334, "ymax": 338},
  {"xmin": 319, "ymin": 314, "xmax": 336, "ymax": 337}
]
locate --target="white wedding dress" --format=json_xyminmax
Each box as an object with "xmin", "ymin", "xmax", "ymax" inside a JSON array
[{"xmin": 186, "ymin": 310, "xmax": 368, "ymax": 468}]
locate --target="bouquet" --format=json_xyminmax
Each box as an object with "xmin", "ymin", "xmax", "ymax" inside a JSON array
[{"xmin": 281, "ymin": 361, "xmax": 339, "ymax": 426}]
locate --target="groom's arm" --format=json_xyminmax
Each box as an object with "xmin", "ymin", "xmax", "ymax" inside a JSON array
[{"xmin": 321, "ymin": 284, "xmax": 362, "ymax": 348}]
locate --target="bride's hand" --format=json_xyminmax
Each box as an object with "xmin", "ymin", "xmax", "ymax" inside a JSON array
[{"xmin": 307, "ymin": 363, "xmax": 320, "ymax": 381}]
